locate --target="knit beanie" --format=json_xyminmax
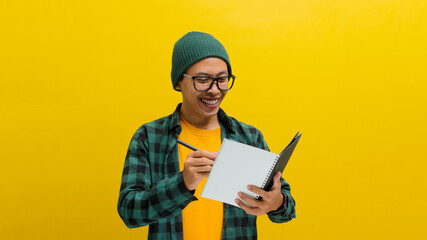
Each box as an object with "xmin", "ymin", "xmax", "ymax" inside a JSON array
[{"xmin": 171, "ymin": 31, "xmax": 232, "ymax": 91}]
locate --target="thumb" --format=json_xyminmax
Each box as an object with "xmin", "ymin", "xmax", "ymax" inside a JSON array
[{"xmin": 272, "ymin": 172, "xmax": 282, "ymax": 189}]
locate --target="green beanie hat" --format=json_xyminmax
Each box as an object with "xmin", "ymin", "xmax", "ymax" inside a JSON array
[{"xmin": 171, "ymin": 31, "xmax": 232, "ymax": 91}]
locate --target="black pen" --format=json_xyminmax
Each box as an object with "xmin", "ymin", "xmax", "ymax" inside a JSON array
[{"xmin": 177, "ymin": 139, "xmax": 199, "ymax": 151}]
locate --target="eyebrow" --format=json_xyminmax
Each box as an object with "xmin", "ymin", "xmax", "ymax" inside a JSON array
[{"xmin": 194, "ymin": 71, "xmax": 228, "ymax": 76}]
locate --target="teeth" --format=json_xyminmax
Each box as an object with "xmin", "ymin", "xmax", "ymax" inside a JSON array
[{"xmin": 201, "ymin": 99, "xmax": 219, "ymax": 105}]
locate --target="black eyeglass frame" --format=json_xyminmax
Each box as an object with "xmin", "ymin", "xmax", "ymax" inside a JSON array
[{"xmin": 182, "ymin": 73, "xmax": 236, "ymax": 92}]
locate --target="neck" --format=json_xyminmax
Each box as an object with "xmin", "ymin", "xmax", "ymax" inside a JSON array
[{"xmin": 179, "ymin": 106, "xmax": 220, "ymax": 130}]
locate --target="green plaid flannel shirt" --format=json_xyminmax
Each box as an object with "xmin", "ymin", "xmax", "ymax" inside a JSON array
[{"xmin": 118, "ymin": 104, "xmax": 296, "ymax": 240}]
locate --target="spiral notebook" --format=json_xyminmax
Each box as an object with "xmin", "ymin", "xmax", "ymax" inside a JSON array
[{"xmin": 201, "ymin": 132, "xmax": 301, "ymax": 208}]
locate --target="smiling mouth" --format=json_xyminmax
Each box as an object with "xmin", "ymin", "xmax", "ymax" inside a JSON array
[{"xmin": 200, "ymin": 98, "xmax": 219, "ymax": 105}]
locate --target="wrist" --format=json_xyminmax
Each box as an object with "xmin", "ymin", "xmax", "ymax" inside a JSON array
[
  {"xmin": 270, "ymin": 193, "xmax": 284, "ymax": 212},
  {"xmin": 182, "ymin": 171, "xmax": 196, "ymax": 191},
  {"xmin": 275, "ymin": 193, "xmax": 284, "ymax": 211}
]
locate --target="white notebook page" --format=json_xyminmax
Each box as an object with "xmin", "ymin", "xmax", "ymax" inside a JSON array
[{"xmin": 201, "ymin": 138, "xmax": 279, "ymax": 208}]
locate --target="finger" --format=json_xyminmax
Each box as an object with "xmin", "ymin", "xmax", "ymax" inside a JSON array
[
  {"xmin": 191, "ymin": 165, "xmax": 213, "ymax": 173},
  {"xmin": 235, "ymin": 198, "xmax": 257, "ymax": 215},
  {"xmin": 274, "ymin": 171, "xmax": 281, "ymax": 182},
  {"xmin": 197, "ymin": 172, "xmax": 210, "ymax": 178},
  {"xmin": 271, "ymin": 172, "xmax": 282, "ymax": 190},
  {"xmin": 187, "ymin": 150, "xmax": 217, "ymax": 160},
  {"xmin": 247, "ymin": 185, "xmax": 268, "ymax": 198},
  {"xmin": 186, "ymin": 157, "xmax": 215, "ymax": 166},
  {"xmin": 238, "ymin": 192, "xmax": 263, "ymax": 208}
]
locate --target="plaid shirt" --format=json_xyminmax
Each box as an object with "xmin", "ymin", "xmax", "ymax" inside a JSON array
[{"xmin": 117, "ymin": 104, "xmax": 296, "ymax": 240}]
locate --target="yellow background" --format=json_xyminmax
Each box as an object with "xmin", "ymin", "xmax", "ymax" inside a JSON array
[{"xmin": 1, "ymin": 0, "xmax": 426, "ymax": 239}]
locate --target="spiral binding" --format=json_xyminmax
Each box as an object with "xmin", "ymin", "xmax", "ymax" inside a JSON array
[{"xmin": 260, "ymin": 155, "xmax": 280, "ymax": 189}]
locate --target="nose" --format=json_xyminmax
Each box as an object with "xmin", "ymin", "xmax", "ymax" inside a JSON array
[{"xmin": 207, "ymin": 80, "xmax": 221, "ymax": 94}]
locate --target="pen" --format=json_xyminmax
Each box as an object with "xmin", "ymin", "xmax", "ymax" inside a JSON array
[{"xmin": 177, "ymin": 139, "xmax": 199, "ymax": 151}]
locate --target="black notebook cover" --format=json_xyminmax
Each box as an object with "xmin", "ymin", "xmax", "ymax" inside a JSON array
[{"xmin": 262, "ymin": 132, "xmax": 302, "ymax": 192}]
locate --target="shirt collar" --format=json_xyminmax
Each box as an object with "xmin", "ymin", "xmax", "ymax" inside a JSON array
[{"xmin": 169, "ymin": 103, "xmax": 235, "ymax": 134}]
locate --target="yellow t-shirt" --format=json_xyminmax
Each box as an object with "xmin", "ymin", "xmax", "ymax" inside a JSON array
[{"xmin": 178, "ymin": 116, "xmax": 223, "ymax": 240}]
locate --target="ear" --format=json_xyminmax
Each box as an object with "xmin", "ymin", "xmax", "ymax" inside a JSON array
[
  {"xmin": 175, "ymin": 81, "xmax": 182, "ymax": 91},
  {"xmin": 175, "ymin": 78, "xmax": 183, "ymax": 91}
]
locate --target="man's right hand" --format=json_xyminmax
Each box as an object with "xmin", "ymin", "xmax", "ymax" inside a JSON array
[{"xmin": 182, "ymin": 150, "xmax": 217, "ymax": 191}]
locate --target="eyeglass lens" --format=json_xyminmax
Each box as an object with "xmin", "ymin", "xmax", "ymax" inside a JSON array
[{"xmin": 194, "ymin": 76, "xmax": 234, "ymax": 91}]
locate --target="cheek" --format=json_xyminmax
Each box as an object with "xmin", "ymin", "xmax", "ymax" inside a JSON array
[
  {"xmin": 182, "ymin": 90, "xmax": 201, "ymax": 105},
  {"xmin": 193, "ymin": 93, "xmax": 202, "ymax": 104}
]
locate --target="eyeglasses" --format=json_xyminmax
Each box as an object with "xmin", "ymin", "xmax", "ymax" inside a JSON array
[{"xmin": 182, "ymin": 74, "xmax": 235, "ymax": 92}]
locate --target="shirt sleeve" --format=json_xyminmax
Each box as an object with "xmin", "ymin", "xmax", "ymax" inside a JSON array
[
  {"xmin": 255, "ymin": 129, "xmax": 297, "ymax": 223},
  {"xmin": 117, "ymin": 129, "xmax": 197, "ymax": 228},
  {"xmin": 267, "ymin": 178, "xmax": 296, "ymax": 223}
]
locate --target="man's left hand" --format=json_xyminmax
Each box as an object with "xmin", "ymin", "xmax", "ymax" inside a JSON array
[{"xmin": 235, "ymin": 172, "xmax": 283, "ymax": 216}]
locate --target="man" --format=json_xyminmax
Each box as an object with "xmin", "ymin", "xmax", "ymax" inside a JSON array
[{"xmin": 117, "ymin": 31, "xmax": 296, "ymax": 240}]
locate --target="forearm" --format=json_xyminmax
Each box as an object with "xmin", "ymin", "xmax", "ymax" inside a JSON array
[{"xmin": 117, "ymin": 171, "xmax": 196, "ymax": 228}]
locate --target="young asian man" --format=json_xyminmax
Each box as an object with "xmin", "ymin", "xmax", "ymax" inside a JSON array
[{"xmin": 117, "ymin": 31, "xmax": 296, "ymax": 240}]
